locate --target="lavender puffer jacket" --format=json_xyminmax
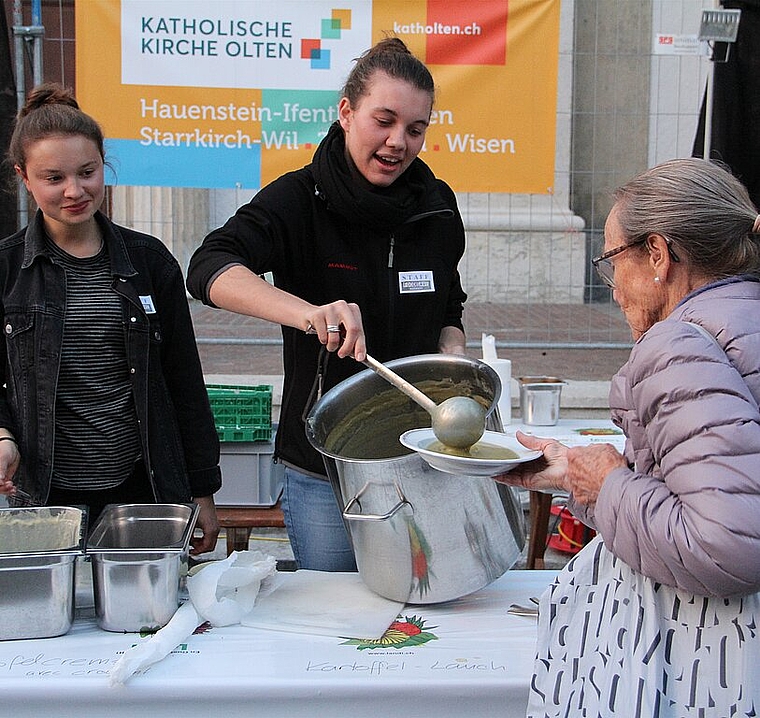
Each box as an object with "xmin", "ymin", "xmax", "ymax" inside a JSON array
[{"xmin": 570, "ymin": 276, "xmax": 760, "ymax": 597}]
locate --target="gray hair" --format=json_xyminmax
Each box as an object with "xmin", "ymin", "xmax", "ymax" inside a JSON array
[{"xmin": 613, "ymin": 158, "xmax": 760, "ymax": 278}]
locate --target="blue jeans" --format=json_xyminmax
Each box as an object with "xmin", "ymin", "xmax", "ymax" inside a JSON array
[{"xmin": 280, "ymin": 467, "xmax": 357, "ymax": 572}]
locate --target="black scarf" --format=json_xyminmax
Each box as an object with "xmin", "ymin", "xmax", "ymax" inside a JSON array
[{"xmin": 311, "ymin": 121, "xmax": 441, "ymax": 231}]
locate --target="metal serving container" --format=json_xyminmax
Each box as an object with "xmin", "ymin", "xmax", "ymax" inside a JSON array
[
  {"xmin": 518, "ymin": 376, "xmax": 567, "ymax": 426},
  {"xmin": 307, "ymin": 354, "xmax": 525, "ymax": 605},
  {"xmin": 87, "ymin": 503, "xmax": 199, "ymax": 633},
  {"xmin": 0, "ymin": 506, "xmax": 86, "ymax": 641}
]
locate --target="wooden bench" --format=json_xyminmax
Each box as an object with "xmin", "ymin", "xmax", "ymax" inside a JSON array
[
  {"xmin": 217, "ymin": 494, "xmax": 563, "ymax": 568},
  {"xmin": 216, "ymin": 503, "xmax": 285, "ymax": 555}
]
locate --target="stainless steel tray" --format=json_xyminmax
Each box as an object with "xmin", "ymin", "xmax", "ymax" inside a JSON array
[
  {"xmin": 86, "ymin": 503, "xmax": 199, "ymax": 632},
  {"xmin": 86, "ymin": 503, "xmax": 198, "ymax": 553},
  {"xmin": 0, "ymin": 506, "xmax": 86, "ymax": 640}
]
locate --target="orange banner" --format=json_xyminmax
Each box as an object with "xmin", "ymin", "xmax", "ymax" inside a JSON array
[{"xmin": 76, "ymin": 0, "xmax": 560, "ymax": 193}]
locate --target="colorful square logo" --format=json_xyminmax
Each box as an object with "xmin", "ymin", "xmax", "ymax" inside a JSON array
[{"xmin": 302, "ymin": 8, "xmax": 353, "ymax": 69}]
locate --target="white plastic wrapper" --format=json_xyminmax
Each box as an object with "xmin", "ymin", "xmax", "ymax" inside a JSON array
[
  {"xmin": 187, "ymin": 550, "xmax": 280, "ymax": 626},
  {"xmin": 109, "ymin": 550, "xmax": 279, "ymax": 686}
]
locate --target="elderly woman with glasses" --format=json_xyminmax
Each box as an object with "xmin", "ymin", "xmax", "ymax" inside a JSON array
[{"xmin": 498, "ymin": 158, "xmax": 760, "ymax": 716}]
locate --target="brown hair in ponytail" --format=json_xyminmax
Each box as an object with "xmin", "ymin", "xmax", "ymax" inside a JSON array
[
  {"xmin": 9, "ymin": 83, "xmax": 105, "ymax": 173},
  {"xmin": 341, "ymin": 37, "xmax": 435, "ymax": 108}
]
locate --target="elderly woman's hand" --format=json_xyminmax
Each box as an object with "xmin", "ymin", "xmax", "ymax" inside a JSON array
[
  {"xmin": 494, "ymin": 433, "xmax": 628, "ymax": 508},
  {"xmin": 565, "ymin": 443, "xmax": 627, "ymax": 506},
  {"xmin": 493, "ymin": 431, "xmax": 569, "ymax": 493}
]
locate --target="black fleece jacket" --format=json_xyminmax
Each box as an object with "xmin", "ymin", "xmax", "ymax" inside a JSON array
[{"xmin": 187, "ymin": 123, "xmax": 467, "ymax": 476}]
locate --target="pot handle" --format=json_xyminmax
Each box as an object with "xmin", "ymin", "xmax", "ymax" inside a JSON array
[{"xmin": 342, "ymin": 481, "xmax": 411, "ymax": 522}]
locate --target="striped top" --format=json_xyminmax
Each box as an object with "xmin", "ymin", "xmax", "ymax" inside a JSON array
[{"xmin": 47, "ymin": 239, "xmax": 141, "ymax": 490}]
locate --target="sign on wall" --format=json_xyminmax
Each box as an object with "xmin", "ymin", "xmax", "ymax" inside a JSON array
[{"xmin": 75, "ymin": 0, "xmax": 560, "ymax": 193}]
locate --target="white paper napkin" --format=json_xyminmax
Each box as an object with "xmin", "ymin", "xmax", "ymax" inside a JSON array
[
  {"xmin": 481, "ymin": 332, "xmax": 498, "ymax": 362},
  {"xmin": 241, "ymin": 570, "xmax": 405, "ymax": 639}
]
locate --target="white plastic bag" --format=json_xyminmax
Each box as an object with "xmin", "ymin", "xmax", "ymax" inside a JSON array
[{"xmin": 109, "ymin": 550, "xmax": 278, "ymax": 686}]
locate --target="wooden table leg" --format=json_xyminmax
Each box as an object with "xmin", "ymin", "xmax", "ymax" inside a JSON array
[
  {"xmin": 226, "ymin": 527, "xmax": 253, "ymax": 555},
  {"xmin": 216, "ymin": 504, "xmax": 286, "ymax": 556},
  {"xmin": 526, "ymin": 491, "xmax": 553, "ymax": 569}
]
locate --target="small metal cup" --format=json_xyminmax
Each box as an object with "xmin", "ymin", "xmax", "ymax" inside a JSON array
[{"xmin": 518, "ymin": 376, "xmax": 566, "ymax": 426}]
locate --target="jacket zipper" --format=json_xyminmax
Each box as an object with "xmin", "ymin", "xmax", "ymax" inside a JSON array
[{"xmin": 387, "ymin": 233, "xmax": 396, "ymax": 347}]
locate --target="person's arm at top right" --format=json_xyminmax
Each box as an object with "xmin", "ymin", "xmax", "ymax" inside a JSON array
[
  {"xmin": 435, "ymin": 185, "xmax": 467, "ymax": 356},
  {"xmin": 438, "ymin": 325, "xmax": 466, "ymax": 354},
  {"xmin": 437, "ymin": 269, "xmax": 467, "ymax": 354}
]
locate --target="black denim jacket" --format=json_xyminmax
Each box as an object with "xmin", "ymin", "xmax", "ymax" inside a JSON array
[{"xmin": 0, "ymin": 210, "xmax": 220, "ymax": 504}]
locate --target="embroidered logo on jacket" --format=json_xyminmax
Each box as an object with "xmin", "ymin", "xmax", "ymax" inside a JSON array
[{"xmin": 327, "ymin": 262, "xmax": 359, "ymax": 271}]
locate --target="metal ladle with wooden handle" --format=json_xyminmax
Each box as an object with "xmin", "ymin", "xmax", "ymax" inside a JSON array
[{"xmin": 362, "ymin": 354, "xmax": 486, "ymax": 450}]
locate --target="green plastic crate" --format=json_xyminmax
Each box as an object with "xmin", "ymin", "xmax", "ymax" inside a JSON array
[{"xmin": 206, "ymin": 384, "xmax": 273, "ymax": 442}]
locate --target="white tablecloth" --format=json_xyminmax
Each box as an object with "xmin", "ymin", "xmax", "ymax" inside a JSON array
[
  {"xmin": 0, "ymin": 569, "xmax": 555, "ymax": 718},
  {"xmin": 507, "ymin": 418, "xmax": 626, "ymax": 451}
]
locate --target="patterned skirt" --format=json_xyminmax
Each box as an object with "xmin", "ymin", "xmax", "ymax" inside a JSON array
[{"xmin": 527, "ymin": 536, "xmax": 760, "ymax": 717}]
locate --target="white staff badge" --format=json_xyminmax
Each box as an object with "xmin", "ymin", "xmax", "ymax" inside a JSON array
[
  {"xmin": 398, "ymin": 271, "xmax": 435, "ymax": 294},
  {"xmin": 139, "ymin": 295, "xmax": 157, "ymax": 314}
]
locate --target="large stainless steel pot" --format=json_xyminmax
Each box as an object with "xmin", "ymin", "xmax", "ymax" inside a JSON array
[{"xmin": 306, "ymin": 354, "xmax": 525, "ymax": 604}]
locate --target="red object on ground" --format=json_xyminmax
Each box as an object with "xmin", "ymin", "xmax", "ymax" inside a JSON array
[{"xmin": 547, "ymin": 505, "xmax": 596, "ymax": 554}]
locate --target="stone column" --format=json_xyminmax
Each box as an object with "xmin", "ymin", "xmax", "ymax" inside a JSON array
[
  {"xmin": 457, "ymin": 0, "xmax": 586, "ymax": 304},
  {"xmin": 110, "ymin": 186, "xmax": 209, "ymax": 275}
]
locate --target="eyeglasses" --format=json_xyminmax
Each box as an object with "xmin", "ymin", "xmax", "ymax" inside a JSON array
[
  {"xmin": 591, "ymin": 239, "xmax": 647, "ymax": 289},
  {"xmin": 592, "ymin": 237, "xmax": 681, "ymax": 289}
]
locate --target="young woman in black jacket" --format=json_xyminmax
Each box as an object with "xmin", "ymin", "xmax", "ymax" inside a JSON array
[
  {"xmin": 1, "ymin": 84, "xmax": 221, "ymax": 553},
  {"xmin": 187, "ymin": 38, "xmax": 468, "ymax": 570}
]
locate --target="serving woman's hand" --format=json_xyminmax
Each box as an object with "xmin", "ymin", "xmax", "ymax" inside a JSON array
[
  {"xmin": 208, "ymin": 267, "xmax": 367, "ymax": 361},
  {"xmin": 304, "ymin": 300, "xmax": 366, "ymax": 361},
  {"xmin": 206, "ymin": 266, "xmax": 367, "ymax": 361}
]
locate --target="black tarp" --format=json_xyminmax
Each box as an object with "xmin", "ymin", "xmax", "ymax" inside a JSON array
[
  {"xmin": 693, "ymin": 0, "xmax": 760, "ymax": 209},
  {"xmin": 0, "ymin": 4, "xmax": 17, "ymax": 237}
]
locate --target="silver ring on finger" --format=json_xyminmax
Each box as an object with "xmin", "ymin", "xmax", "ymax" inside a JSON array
[{"xmin": 326, "ymin": 324, "xmax": 341, "ymax": 333}]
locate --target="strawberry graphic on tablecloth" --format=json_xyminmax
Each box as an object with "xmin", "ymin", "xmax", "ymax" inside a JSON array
[{"xmin": 341, "ymin": 615, "xmax": 438, "ymax": 650}]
